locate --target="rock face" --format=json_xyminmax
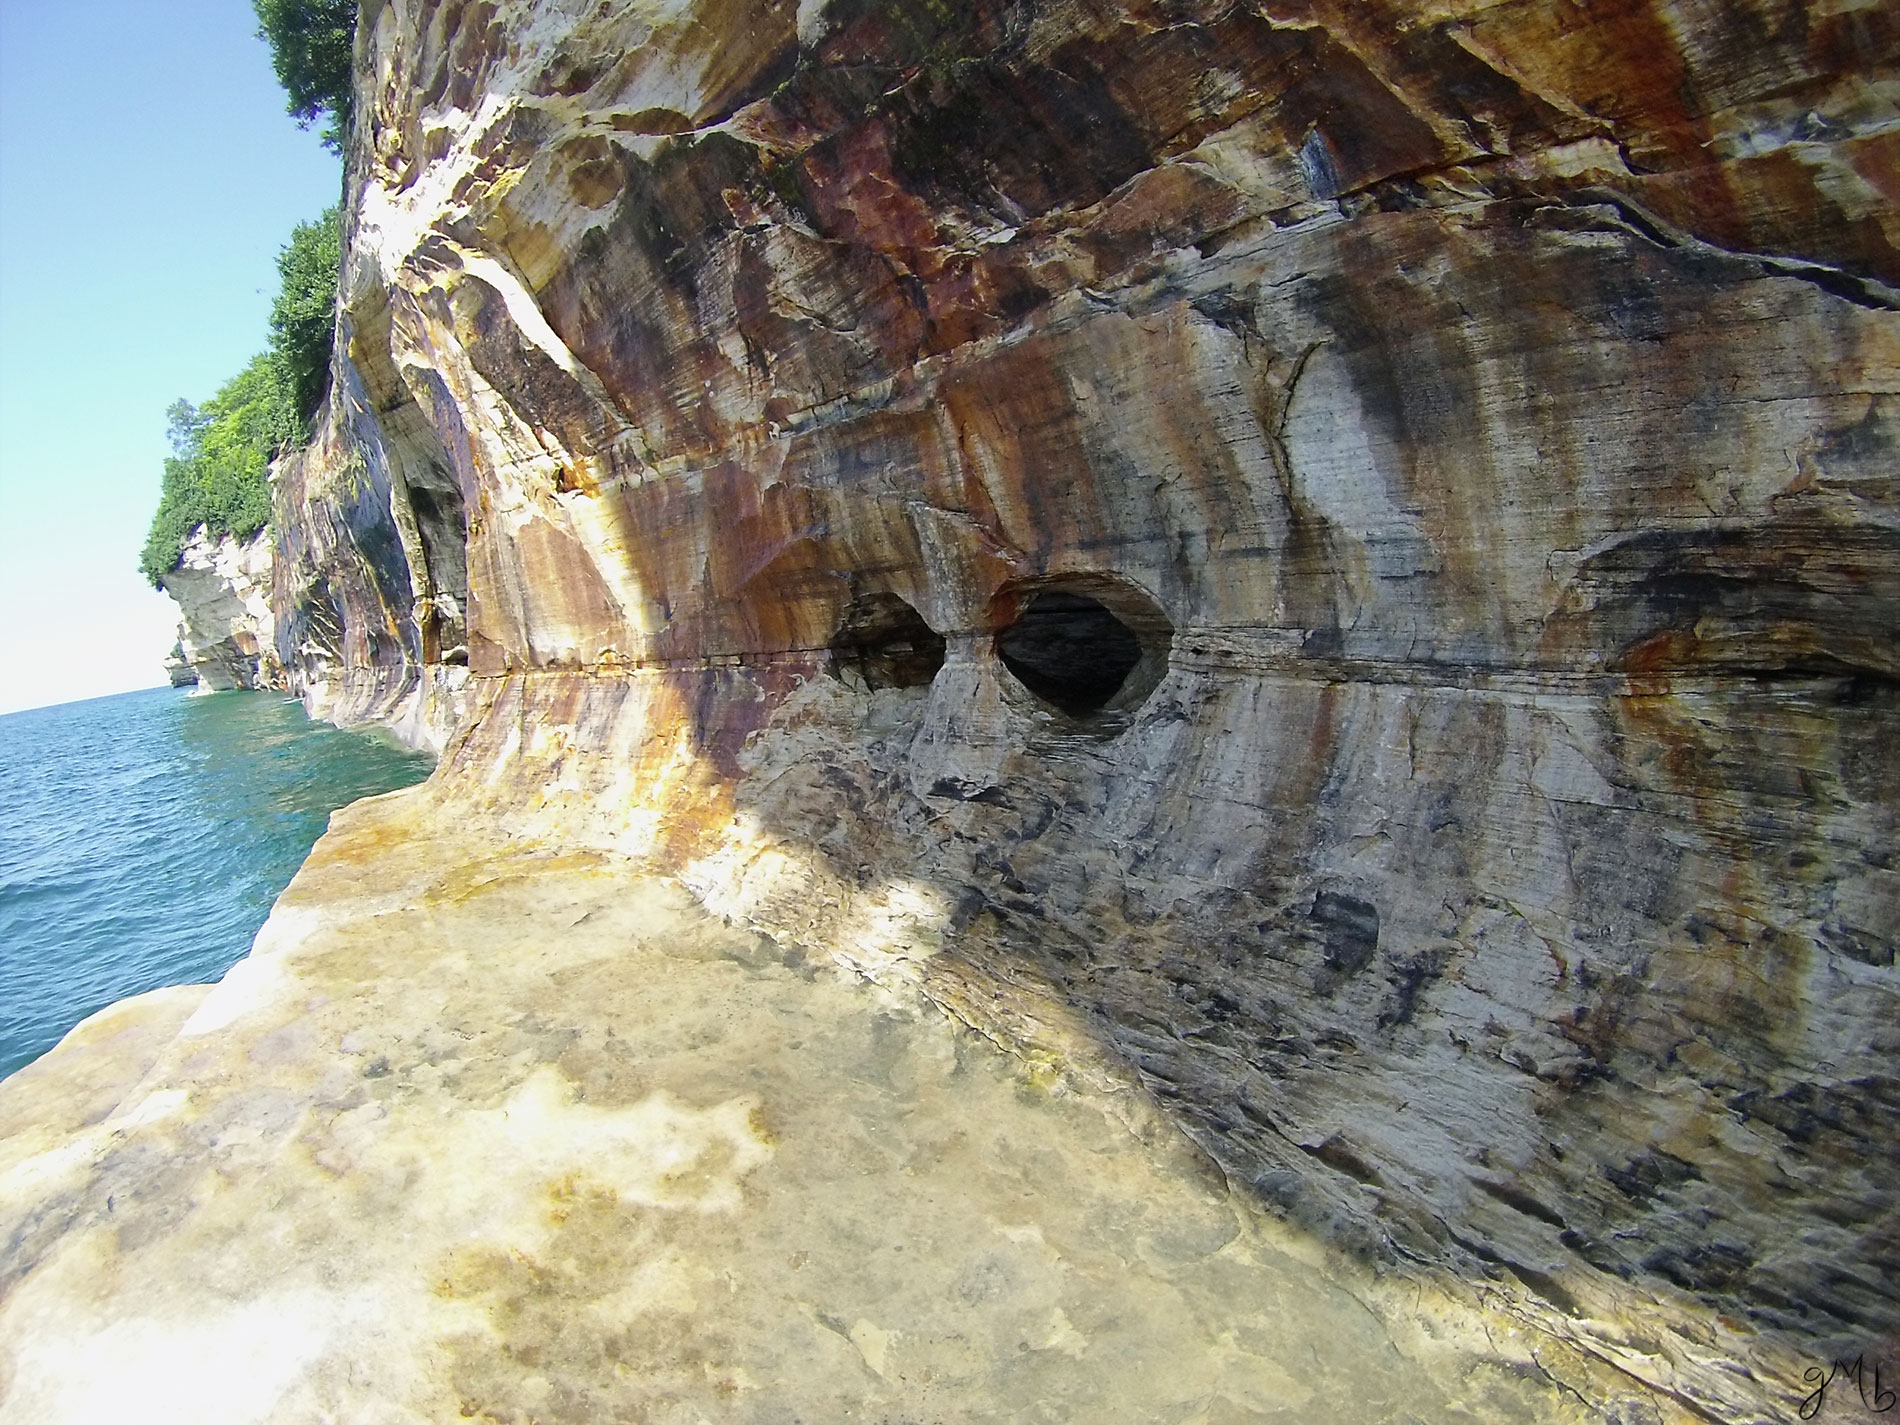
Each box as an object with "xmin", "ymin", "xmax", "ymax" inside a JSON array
[
  {"xmin": 270, "ymin": 417, "xmax": 469, "ymax": 750},
  {"xmin": 247, "ymin": 0, "xmax": 1896, "ymax": 1416},
  {"xmin": 161, "ymin": 643, "xmax": 196, "ymax": 688},
  {"xmin": 158, "ymin": 526, "xmax": 283, "ymax": 691}
]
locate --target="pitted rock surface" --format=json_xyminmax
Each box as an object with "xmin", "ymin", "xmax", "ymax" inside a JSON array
[{"xmin": 0, "ymin": 791, "xmax": 1664, "ymax": 1423}]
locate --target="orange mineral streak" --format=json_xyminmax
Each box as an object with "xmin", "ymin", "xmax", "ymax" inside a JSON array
[{"xmin": 259, "ymin": 2, "xmax": 1900, "ymax": 1419}]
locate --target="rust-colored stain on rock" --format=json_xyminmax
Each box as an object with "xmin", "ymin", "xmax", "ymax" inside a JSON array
[{"xmin": 113, "ymin": 0, "xmax": 1900, "ymax": 1419}]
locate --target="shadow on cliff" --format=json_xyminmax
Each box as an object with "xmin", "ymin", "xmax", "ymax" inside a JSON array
[{"xmin": 614, "ymin": 526, "xmax": 1900, "ymax": 1425}]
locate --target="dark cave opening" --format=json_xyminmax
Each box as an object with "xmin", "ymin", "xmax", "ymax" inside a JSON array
[
  {"xmin": 828, "ymin": 592, "xmax": 946, "ymax": 691},
  {"xmin": 995, "ymin": 590, "xmax": 1148, "ymax": 715}
]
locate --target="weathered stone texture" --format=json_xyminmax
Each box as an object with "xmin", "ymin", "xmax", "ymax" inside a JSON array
[
  {"xmin": 0, "ymin": 793, "xmax": 1662, "ymax": 1424},
  {"xmin": 256, "ymin": 0, "xmax": 1898, "ymax": 1416},
  {"xmin": 271, "ymin": 374, "xmax": 470, "ymax": 751},
  {"xmin": 159, "ymin": 526, "xmax": 284, "ymax": 691}
]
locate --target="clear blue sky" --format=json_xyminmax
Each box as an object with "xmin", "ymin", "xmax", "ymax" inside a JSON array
[{"xmin": 0, "ymin": 0, "xmax": 343, "ymax": 713}]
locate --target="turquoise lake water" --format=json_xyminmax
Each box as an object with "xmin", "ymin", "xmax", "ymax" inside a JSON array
[{"xmin": 0, "ymin": 687, "xmax": 433, "ymax": 1078}]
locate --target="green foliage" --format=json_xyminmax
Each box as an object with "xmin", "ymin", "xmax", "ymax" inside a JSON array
[
  {"xmin": 140, "ymin": 11, "xmax": 353, "ymax": 589},
  {"xmin": 139, "ymin": 357, "xmax": 299, "ymax": 586},
  {"xmin": 140, "ymin": 207, "xmax": 345, "ymax": 586},
  {"xmin": 269, "ymin": 206, "xmax": 343, "ymax": 425},
  {"xmin": 254, "ymin": 0, "xmax": 358, "ymax": 152}
]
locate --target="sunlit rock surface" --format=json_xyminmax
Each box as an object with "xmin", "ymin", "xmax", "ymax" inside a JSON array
[
  {"xmin": 0, "ymin": 791, "xmax": 1664, "ymax": 1423},
  {"xmin": 159, "ymin": 527, "xmax": 283, "ymax": 691},
  {"xmin": 0, "ymin": 985, "xmax": 211, "ymax": 1174},
  {"xmin": 176, "ymin": 0, "xmax": 1900, "ymax": 1416}
]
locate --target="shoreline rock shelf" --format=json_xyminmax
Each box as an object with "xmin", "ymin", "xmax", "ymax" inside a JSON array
[{"xmin": 0, "ymin": 789, "xmax": 1663, "ymax": 1422}]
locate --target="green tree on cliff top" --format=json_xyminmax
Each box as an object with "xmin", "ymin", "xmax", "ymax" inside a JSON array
[
  {"xmin": 270, "ymin": 206, "xmax": 344, "ymax": 425},
  {"xmin": 140, "ymin": 7, "xmax": 354, "ymax": 585},
  {"xmin": 138, "ymin": 358, "xmax": 294, "ymax": 586},
  {"xmin": 254, "ymin": 0, "xmax": 359, "ymax": 152},
  {"xmin": 139, "ymin": 208, "xmax": 343, "ymax": 586}
]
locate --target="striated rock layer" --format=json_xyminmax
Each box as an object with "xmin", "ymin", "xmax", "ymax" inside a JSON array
[
  {"xmin": 231, "ymin": 0, "xmax": 1899, "ymax": 1416},
  {"xmin": 159, "ymin": 526, "xmax": 284, "ymax": 691},
  {"xmin": 271, "ymin": 416, "xmax": 471, "ymax": 750}
]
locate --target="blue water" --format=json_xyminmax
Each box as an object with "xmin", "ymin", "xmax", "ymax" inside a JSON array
[{"xmin": 0, "ymin": 686, "xmax": 433, "ymax": 1078}]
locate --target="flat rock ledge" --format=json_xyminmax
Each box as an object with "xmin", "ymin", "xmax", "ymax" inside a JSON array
[{"xmin": 0, "ymin": 787, "xmax": 1701, "ymax": 1424}]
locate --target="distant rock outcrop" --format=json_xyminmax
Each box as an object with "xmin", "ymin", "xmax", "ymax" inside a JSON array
[
  {"xmin": 161, "ymin": 642, "xmax": 195, "ymax": 688},
  {"xmin": 157, "ymin": 526, "xmax": 283, "ymax": 692}
]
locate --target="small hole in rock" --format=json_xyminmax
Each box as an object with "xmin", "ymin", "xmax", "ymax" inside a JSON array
[
  {"xmin": 996, "ymin": 591, "xmax": 1146, "ymax": 715},
  {"xmin": 828, "ymin": 592, "xmax": 946, "ymax": 691}
]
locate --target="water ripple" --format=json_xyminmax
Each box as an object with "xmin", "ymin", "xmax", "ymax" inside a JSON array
[{"xmin": 0, "ymin": 688, "xmax": 432, "ymax": 1077}]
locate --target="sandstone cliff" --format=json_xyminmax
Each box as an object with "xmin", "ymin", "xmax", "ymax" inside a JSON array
[
  {"xmin": 270, "ymin": 419, "xmax": 470, "ymax": 750},
  {"xmin": 157, "ymin": 525, "xmax": 284, "ymax": 691},
  {"xmin": 175, "ymin": 0, "xmax": 1900, "ymax": 1416}
]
